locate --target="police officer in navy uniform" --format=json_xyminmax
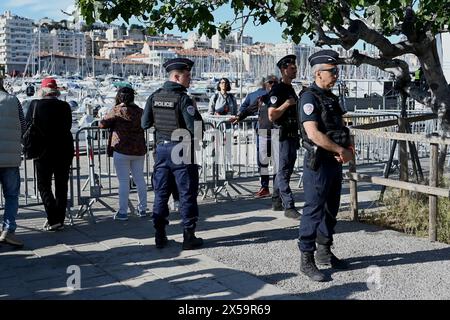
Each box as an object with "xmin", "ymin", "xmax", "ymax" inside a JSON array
[
  {"xmin": 142, "ymin": 58, "xmax": 204, "ymax": 250},
  {"xmin": 268, "ymin": 55, "xmax": 301, "ymax": 219},
  {"xmin": 298, "ymin": 50, "xmax": 353, "ymax": 281}
]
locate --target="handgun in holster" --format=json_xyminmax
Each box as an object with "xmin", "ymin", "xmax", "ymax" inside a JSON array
[{"xmin": 302, "ymin": 140, "xmax": 320, "ymax": 171}]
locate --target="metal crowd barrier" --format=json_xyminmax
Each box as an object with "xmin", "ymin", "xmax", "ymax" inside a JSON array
[
  {"xmin": 200, "ymin": 114, "xmax": 305, "ymax": 200},
  {"xmin": 345, "ymin": 110, "xmax": 441, "ymax": 164},
  {"xmin": 0, "ymin": 154, "xmax": 76, "ymax": 225},
  {"xmin": 73, "ymin": 122, "xmax": 156, "ymax": 222},
  {"xmin": 3, "ymin": 114, "xmax": 311, "ymax": 216},
  {"xmin": 0, "ymin": 157, "xmax": 41, "ymax": 210}
]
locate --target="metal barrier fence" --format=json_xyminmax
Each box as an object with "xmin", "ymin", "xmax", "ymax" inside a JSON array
[
  {"xmin": 345, "ymin": 110, "xmax": 442, "ymax": 164},
  {"xmin": 2, "ymin": 115, "xmax": 306, "ymax": 213},
  {"xmin": 73, "ymin": 123, "xmax": 156, "ymax": 222},
  {"xmin": 201, "ymin": 115, "xmax": 305, "ymax": 199},
  {"xmin": 3, "ymin": 110, "xmax": 446, "ymax": 219},
  {"xmin": 0, "ymin": 157, "xmax": 42, "ymax": 209},
  {"xmin": 0, "ymin": 154, "xmax": 77, "ymax": 225}
]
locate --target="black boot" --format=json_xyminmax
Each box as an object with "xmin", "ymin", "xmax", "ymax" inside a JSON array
[
  {"xmin": 272, "ymin": 197, "xmax": 283, "ymax": 211},
  {"xmin": 315, "ymin": 244, "xmax": 348, "ymax": 269},
  {"xmin": 300, "ymin": 251, "xmax": 326, "ymax": 282},
  {"xmin": 182, "ymin": 229, "xmax": 203, "ymax": 250},
  {"xmin": 155, "ymin": 228, "xmax": 168, "ymax": 249},
  {"xmin": 284, "ymin": 207, "xmax": 301, "ymax": 220}
]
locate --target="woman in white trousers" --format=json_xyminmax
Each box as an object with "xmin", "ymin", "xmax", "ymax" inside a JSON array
[{"xmin": 100, "ymin": 86, "xmax": 148, "ymax": 220}]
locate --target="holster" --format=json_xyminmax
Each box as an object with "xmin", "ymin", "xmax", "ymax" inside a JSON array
[{"xmin": 302, "ymin": 140, "xmax": 320, "ymax": 171}]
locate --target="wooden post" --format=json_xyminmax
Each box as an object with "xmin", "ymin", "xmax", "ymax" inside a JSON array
[
  {"xmin": 349, "ymin": 135, "xmax": 358, "ymax": 221},
  {"xmin": 398, "ymin": 117, "xmax": 409, "ymax": 197},
  {"xmin": 429, "ymin": 143, "xmax": 438, "ymax": 242}
]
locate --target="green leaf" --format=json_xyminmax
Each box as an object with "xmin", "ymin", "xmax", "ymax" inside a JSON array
[
  {"xmin": 302, "ymin": 20, "xmax": 310, "ymax": 30},
  {"xmin": 274, "ymin": 2, "xmax": 289, "ymax": 18}
]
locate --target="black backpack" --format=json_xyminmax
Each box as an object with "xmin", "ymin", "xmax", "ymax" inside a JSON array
[
  {"xmin": 23, "ymin": 102, "xmax": 46, "ymax": 159},
  {"xmin": 26, "ymin": 85, "xmax": 35, "ymax": 97}
]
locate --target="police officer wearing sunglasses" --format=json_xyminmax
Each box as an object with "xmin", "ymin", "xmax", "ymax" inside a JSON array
[{"xmin": 297, "ymin": 50, "xmax": 353, "ymax": 281}]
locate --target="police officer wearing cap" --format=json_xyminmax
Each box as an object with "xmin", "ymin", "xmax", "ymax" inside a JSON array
[
  {"xmin": 142, "ymin": 58, "xmax": 204, "ymax": 250},
  {"xmin": 297, "ymin": 50, "xmax": 353, "ymax": 282},
  {"xmin": 268, "ymin": 55, "xmax": 301, "ymax": 219}
]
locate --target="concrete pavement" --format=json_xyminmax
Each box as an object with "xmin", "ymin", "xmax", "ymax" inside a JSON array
[{"xmin": 1, "ymin": 169, "xmax": 450, "ymax": 300}]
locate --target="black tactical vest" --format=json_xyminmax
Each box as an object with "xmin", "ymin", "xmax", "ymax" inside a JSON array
[
  {"xmin": 273, "ymin": 100, "xmax": 299, "ymax": 139},
  {"xmin": 152, "ymin": 89, "xmax": 184, "ymax": 140},
  {"xmin": 300, "ymin": 87, "xmax": 350, "ymax": 148},
  {"xmin": 279, "ymin": 102, "xmax": 299, "ymax": 138}
]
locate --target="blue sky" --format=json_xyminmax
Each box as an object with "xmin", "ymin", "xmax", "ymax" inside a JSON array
[{"xmin": 1, "ymin": 0, "xmax": 304, "ymax": 44}]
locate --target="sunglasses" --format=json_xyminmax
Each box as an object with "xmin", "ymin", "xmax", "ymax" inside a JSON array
[
  {"xmin": 320, "ymin": 67, "xmax": 339, "ymax": 75},
  {"xmin": 266, "ymin": 80, "xmax": 277, "ymax": 84}
]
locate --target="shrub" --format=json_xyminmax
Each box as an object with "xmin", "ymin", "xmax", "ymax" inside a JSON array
[{"xmin": 360, "ymin": 180, "xmax": 450, "ymax": 244}]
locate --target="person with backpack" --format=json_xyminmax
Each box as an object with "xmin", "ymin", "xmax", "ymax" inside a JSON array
[
  {"xmin": 25, "ymin": 77, "xmax": 74, "ymax": 231},
  {"xmin": 297, "ymin": 50, "xmax": 353, "ymax": 282},
  {"xmin": 230, "ymin": 75, "xmax": 278, "ymax": 198},
  {"xmin": 208, "ymin": 78, "xmax": 237, "ymax": 116}
]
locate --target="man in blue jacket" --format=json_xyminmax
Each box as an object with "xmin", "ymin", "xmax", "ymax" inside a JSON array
[{"xmin": 231, "ymin": 75, "xmax": 278, "ymax": 198}]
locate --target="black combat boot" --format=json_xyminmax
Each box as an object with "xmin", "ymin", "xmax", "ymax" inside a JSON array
[
  {"xmin": 284, "ymin": 207, "xmax": 301, "ymax": 220},
  {"xmin": 155, "ymin": 228, "xmax": 168, "ymax": 249},
  {"xmin": 272, "ymin": 197, "xmax": 283, "ymax": 211},
  {"xmin": 315, "ymin": 244, "xmax": 348, "ymax": 269},
  {"xmin": 182, "ymin": 229, "xmax": 204, "ymax": 250},
  {"xmin": 300, "ymin": 251, "xmax": 326, "ymax": 282}
]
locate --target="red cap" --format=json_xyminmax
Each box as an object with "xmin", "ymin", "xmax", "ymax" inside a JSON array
[{"xmin": 41, "ymin": 77, "xmax": 57, "ymax": 89}]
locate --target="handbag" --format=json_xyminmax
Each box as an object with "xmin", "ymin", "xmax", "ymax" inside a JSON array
[
  {"xmin": 106, "ymin": 128, "xmax": 114, "ymax": 157},
  {"xmin": 23, "ymin": 103, "xmax": 46, "ymax": 160}
]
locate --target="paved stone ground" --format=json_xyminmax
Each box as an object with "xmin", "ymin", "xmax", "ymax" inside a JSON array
[{"xmin": 1, "ymin": 163, "xmax": 450, "ymax": 300}]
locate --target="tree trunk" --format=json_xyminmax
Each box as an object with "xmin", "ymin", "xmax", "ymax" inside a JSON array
[
  {"xmin": 416, "ymin": 39, "xmax": 450, "ymax": 129},
  {"xmin": 438, "ymin": 144, "xmax": 448, "ymax": 185}
]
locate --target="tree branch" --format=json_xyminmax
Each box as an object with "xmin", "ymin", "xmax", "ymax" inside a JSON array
[
  {"xmin": 333, "ymin": 5, "xmax": 416, "ymax": 58},
  {"xmin": 401, "ymin": 6, "xmax": 422, "ymax": 43},
  {"xmin": 313, "ymin": 5, "xmax": 358, "ymax": 50},
  {"xmin": 337, "ymin": 50, "xmax": 411, "ymax": 86},
  {"xmin": 314, "ymin": 24, "xmax": 347, "ymax": 47},
  {"xmin": 333, "ymin": 24, "xmax": 359, "ymax": 49},
  {"xmin": 404, "ymin": 83, "xmax": 434, "ymax": 107}
]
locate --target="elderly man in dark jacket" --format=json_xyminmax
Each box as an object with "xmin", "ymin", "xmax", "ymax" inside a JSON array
[{"xmin": 25, "ymin": 78, "xmax": 74, "ymax": 231}]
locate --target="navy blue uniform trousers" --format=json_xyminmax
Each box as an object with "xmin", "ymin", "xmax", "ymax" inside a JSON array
[
  {"xmin": 272, "ymin": 137, "xmax": 297, "ymax": 209},
  {"xmin": 256, "ymin": 130, "xmax": 272, "ymax": 189},
  {"xmin": 298, "ymin": 153, "xmax": 342, "ymax": 252},
  {"xmin": 152, "ymin": 142, "xmax": 199, "ymax": 230}
]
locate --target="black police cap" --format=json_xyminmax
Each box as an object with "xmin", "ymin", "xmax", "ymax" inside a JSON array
[
  {"xmin": 308, "ymin": 50, "xmax": 339, "ymax": 67},
  {"xmin": 276, "ymin": 54, "xmax": 297, "ymax": 69},
  {"xmin": 163, "ymin": 58, "xmax": 194, "ymax": 73}
]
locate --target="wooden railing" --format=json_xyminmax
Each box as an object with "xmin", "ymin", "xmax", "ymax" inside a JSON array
[{"xmin": 348, "ymin": 114, "xmax": 450, "ymax": 242}]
